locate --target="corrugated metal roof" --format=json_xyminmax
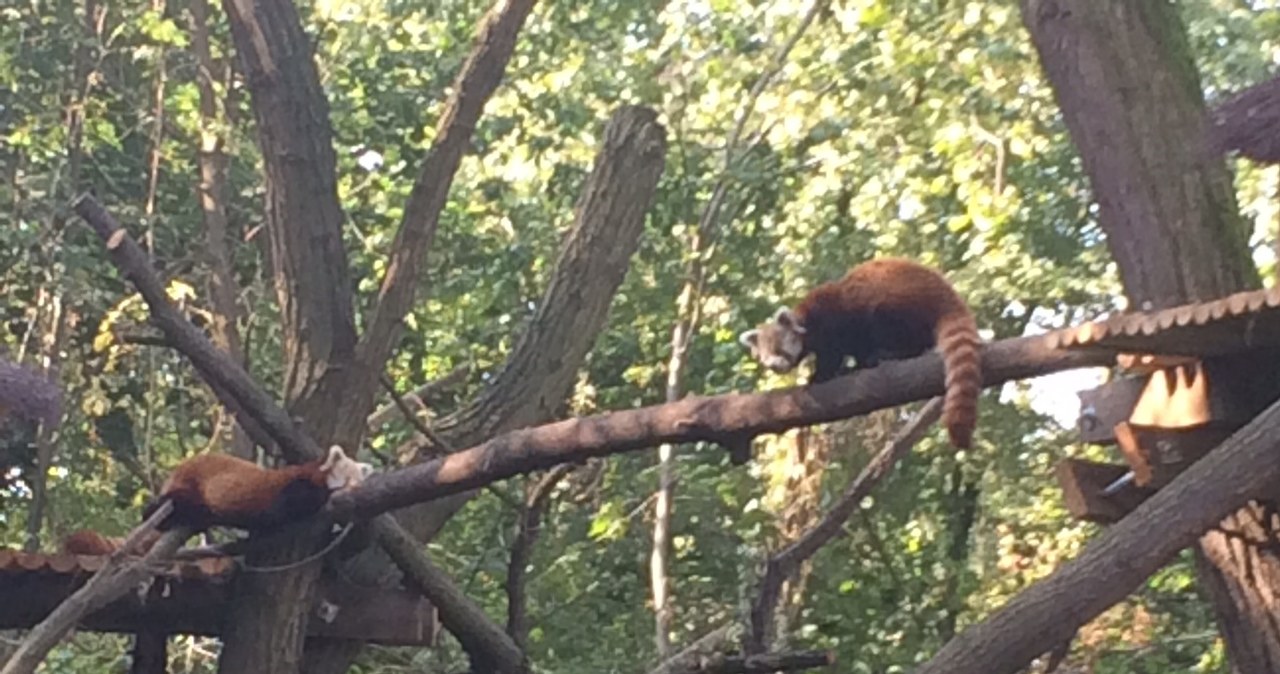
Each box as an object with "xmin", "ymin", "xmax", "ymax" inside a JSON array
[
  {"xmin": 1046, "ymin": 286, "xmax": 1280, "ymax": 356},
  {"xmin": 0, "ymin": 547, "xmax": 235, "ymax": 579}
]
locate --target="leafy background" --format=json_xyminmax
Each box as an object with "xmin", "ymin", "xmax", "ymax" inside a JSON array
[{"xmin": 1, "ymin": 0, "xmax": 1276, "ymax": 672}]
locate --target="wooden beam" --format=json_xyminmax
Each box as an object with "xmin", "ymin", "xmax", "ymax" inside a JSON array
[
  {"xmin": 0, "ymin": 572, "xmax": 436, "ymax": 646},
  {"xmin": 1055, "ymin": 459, "xmax": 1152, "ymax": 523},
  {"xmin": 1114, "ymin": 422, "xmax": 1233, "ymax": 489},
  {"xmin": 1078, "ymin": 377, "xmax": 1146, "ymax": 444}
]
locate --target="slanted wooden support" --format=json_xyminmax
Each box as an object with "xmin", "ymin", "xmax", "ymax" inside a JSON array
[
  {"xmin": 1055, "ymin": 459, "xmax": 1152, "ymax": 523},
  {"xmin": 1114, "ymin": 423, "xmax": 1233, "ymax": 489}
]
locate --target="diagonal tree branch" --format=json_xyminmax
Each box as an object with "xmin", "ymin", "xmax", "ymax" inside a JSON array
[
  {"xmin": 1, "ymin": 503, "xmax": 188, "ymax": 674},
  {"xmin": 73, "ymin": 194, "xmax": 528, "ymax": 674},
  {"xmin": 341, "ymin": 0, "xmax": 540, "ymax": 443},
  {"xmin": 749, "ymin": 398, "xmax": 943, "ymax": 654},
  {"xmin": 915, "ymin": 394, "xmax": 1280, "ymax": 674},
  {"xmin": 328, "ymin": 338, "xmax": 1106, "ymax": 519}
]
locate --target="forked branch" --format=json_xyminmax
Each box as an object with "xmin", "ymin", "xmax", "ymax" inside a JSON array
[
  {"xmin": 73, "ymin": 194, "xmax": 529, "ymax": 674},
  {"xmin": 748, "ymin": 397, "xmax": 943, "ymax": 654}
]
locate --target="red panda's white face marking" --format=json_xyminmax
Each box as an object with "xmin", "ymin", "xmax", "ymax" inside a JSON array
[
  {"xmin": 320, "ymin": 445, "xmax": 375, "ymax": 491},
  {"xmin": 739, "ymin": 307, "xmax": 806, "ymax": 373}
]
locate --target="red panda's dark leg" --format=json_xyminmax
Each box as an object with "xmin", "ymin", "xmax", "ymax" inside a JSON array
[
  {"xmin": 244, "ymin": 479, "xmax": 329, "ymax": 531},
  {"xmin": 809, "ymin": 350, "xmax": 845, "ymax": 384},
  {"xmin": 144, "ymin": 487, "xmax": 213, "ymax": 531}
]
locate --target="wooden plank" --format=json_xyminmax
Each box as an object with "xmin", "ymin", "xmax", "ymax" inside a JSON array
[
  {"xmin": 1114, "ymin": 353, "xmax": 1199, "ymax": 375},
  {"xmin": 1078, "ymin": 377, "xmax": 1147, "ymax": 444},
  {"xmin": 1113, "ymin": 422, "xmax": 1232, "ymax": 489},
  {"xmin": 1055, "ymin": 459, "xmax": 1151, "ymax": 524},
  {"xmin": 0, "ymin": 572, "xmax": 437, "ymax": 646}
]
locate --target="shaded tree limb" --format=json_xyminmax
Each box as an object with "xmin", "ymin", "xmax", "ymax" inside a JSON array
[
  {"xmin": 343, "ymin": 0, "xmax": 540, "ymax": 443},
  {"xmin": 73, "ymin": 195, "xmax": 529, "ymax": 674},
  {"xmin": 330, "ymin": 337, "xmax": 1105, "ymax": 519},
  {"xmin": 190, "ymin": 0, "xmax": 251, "ymax": 458},
  {"xmin": 506, "ymin": 464, "xmax": 575, "ymax": 650},
  {"xmin": 647, "ymin": 625, "xmax": 735, "ymax": 674},
  {"xmin": 1, "ymin": 503, "xmax": 188, "ymax": 674},
  {"xmin": 748, "ymin": 398, "xmax": 943, "ymax": 654},
  {"xmin": 915, "ymin": 394, "xmax": 1280, "ymax": 674},
  {"xmin": 1207, "ymin": 72, "xmax": 1280, "ymax": 164},
  {"xmin": 221, "ymin": 0, "xmax": 356, "ymax": 441},
  {"xmin": 663, "ymin": 650, "xmax": 834, "ymax": 674},
  {"xmin": 367, "ymin": 364, "xmax": 471, "ymax": 431}
]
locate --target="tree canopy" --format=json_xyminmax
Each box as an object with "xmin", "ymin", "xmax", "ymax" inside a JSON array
[{"xmin": 2, "ymin": 0, "xmax": 1278, "ymax": 672}]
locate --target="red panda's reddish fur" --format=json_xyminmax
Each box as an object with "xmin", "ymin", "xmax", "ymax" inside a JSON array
[
  {"xmin": 790, "ymin": 258, "xmax": 981, "ymax": 448},
  {"xmin": 60, "ymin": 528, "xmax": 160, "ymax": 556},
  {"xmin": 144, "ymin": 453, "xmax": 334, "ymax": 532}
]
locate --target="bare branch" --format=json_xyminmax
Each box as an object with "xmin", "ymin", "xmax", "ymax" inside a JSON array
[
  {"xmin": 1, "ymin": 504, "xmax": 189, "ymax": 674},
  {"xmin": 749, "ymin": 398, "xmax": 943, "ymax": 653},
  {"xmin": 345, "ymin": 0, "xmax": 539, "ymax": 440},
  {"xmin": 330, "ymin": 339, "xmax": 1107, "ymax": 519},
  {"xmin": 367, "ymin": 364, "xmax": 470, "ymax": 430},
  {"xmin": 647, "ymin": 626, "xmax": 734, "ymax": 674},
  {"xmin": 1207, "ymin": 72, "xmax": 1280, "ymax": 164},
  {"xmin": 507, "ymin": 464, "xmax": 575, "ymax": 649},
  {"xmin": 915, "ymin": 394, "xmax": 1280, "ymax": 674}
]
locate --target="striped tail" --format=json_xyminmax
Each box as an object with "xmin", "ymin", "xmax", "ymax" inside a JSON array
[{"xmin": 934, "ymin": 308, "xmax": 982, "ymax": 449}]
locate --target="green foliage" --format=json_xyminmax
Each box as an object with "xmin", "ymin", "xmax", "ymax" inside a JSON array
[{"xmin": 1, "ymin": 0, "xmax": 1275, "ymax": 671}]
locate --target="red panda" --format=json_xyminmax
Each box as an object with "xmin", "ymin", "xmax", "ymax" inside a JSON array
[
  {"xmin": 142, "ymin": 445, "xmax": 373, "ymax": 532},
  {"xmin": 60, "ymin": 528, "xmax": 161, "ymax": 556},
  {"xmin": 739, "ymin": 257, "xmax": 982, "ymax": 449}
]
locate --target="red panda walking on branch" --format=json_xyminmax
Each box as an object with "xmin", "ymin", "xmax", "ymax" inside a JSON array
[
  {"xmin": 739, "ymin": 257, "xmax": 982, "ymax": 449},
  {"xmin": 142, "ymin": 445, "xmax": 372, "ymax": 532}
]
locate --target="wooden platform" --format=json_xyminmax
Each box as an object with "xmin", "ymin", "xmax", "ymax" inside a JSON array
[{"xmin": 0, "ymin": 548, "xmax": 437, "ymax": 646}]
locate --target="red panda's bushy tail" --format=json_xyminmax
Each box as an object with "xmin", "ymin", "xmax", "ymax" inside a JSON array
[{"xmin": 934, "ymin": 308, "xmax": 982, "ymax": 449}]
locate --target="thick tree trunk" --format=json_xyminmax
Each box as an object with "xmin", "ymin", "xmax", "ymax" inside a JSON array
[
  {"xmin": 1017, "ymin": 1, "xmax": 1273, "ymax": 672},
  {"xmin": 1022, "ymin": 0, "xmax": 1256, "ymax": 309},
  {"xmin": 217, "ymin": 0, "xmax": 356, "ymax": 669}
]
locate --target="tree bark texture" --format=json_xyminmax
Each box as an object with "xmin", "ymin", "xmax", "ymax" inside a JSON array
[
  {"xmin": 221, "ymin": 0, "xmax": 356, "ymax": 436},
  {"xmin": 218, "ymin": 0, "xmax": 357, "ymax": 668},
  {"xmin": 972, "ymin": 2, "xmax": 1277, "ymax": 672},
  {"xmin": 1022, "ymin": 0, "xmax": 1256, "ymax": 311},
  {"xmin": 390, "ymin": 104, "xmax": 667, "ymax": 542}
]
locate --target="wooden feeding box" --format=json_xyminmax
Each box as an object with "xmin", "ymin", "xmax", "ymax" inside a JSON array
[{"xmin": 1051, "ymin": 287, "xmax": 1280, "ymax": 524}]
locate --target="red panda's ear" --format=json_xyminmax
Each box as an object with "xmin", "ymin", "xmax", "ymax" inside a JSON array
[
  {"xmin": 320, "ymin": 445, "xmax": 345, "ymax": 471},
  {"xmin": 773, "ymin": 307, "xmax": 803, "ymax": 333},
  {"xmin": 739, "ymin": 329, "xmax": 759, "ymax": 350}
]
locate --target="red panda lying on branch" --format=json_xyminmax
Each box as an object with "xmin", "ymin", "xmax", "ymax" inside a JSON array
[
  {"xmin": 142, "ymin": 445, "xmax": 373, "ymax": 532},
  {"xmin": 739, "ymin": 257, "xmax": 982, "ymax": 449}
]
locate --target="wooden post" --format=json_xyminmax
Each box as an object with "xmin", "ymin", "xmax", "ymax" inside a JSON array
[{"xmin": 130, "ymin": 630, "xmax": 166, "ymax": 674}]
